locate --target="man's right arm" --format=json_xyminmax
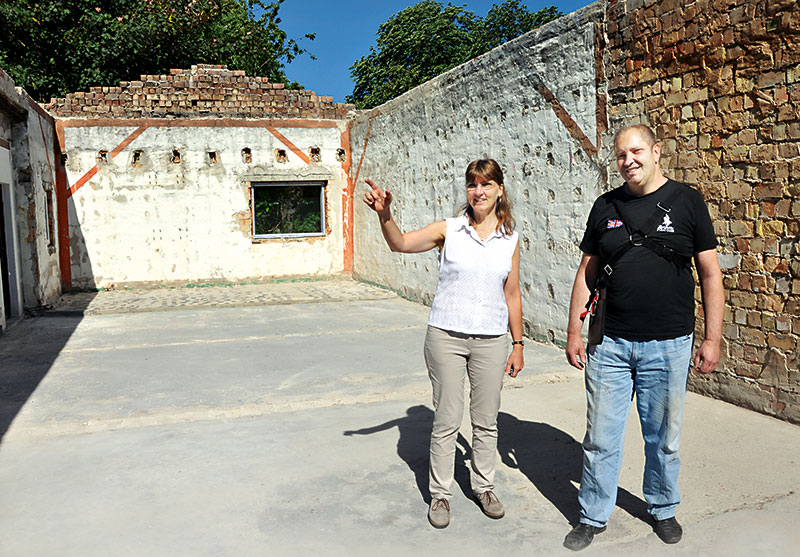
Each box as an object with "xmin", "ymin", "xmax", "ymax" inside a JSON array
[{"xmin": 565, "ymin": 253, "xmax": 600, "ymax": 369}]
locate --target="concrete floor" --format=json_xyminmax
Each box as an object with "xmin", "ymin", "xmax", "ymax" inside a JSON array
[{"xmin": 0, "ymin": 281, "xmax": 798, "ymax": 556}]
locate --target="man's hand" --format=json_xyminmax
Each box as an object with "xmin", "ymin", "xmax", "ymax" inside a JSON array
[
  {"xmin": 693, "ymin": 338, "xmax": 720, "ymax": 374},
  {"xmin": 565, "ymin": 334, "xmax": 586, "ymax": 370}
]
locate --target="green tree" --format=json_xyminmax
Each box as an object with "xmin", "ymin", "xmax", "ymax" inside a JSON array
[
  {"xmin": 0, "ymin": 0, "xmax": 314, "ymax": 102},
  {"xmin": 347, "ymin": 0, "xmax": 561, "ymax": 109},
  {"xmin": 477, "ymin": 1, "xmax": 562, "ymax": 51}
]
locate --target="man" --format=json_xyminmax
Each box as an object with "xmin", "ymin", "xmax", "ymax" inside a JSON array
[{"xmin": 563, "ymin": 124, "xmax": 724, "ymax": 551}]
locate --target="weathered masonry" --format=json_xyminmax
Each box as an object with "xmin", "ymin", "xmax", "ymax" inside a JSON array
[
  {"xmin": 1, "ymin": 0, "xmax": 798, "ymax": 423},
  {"xmin": 46, "ymin": 65, "xmax": 355, "ymax": 289},
  {"xmin": 351, "ymin": 0, "xmax": 800, "ymax": 423},
  {"xmin": 0, "ymin": 68, "xmax": 63, "ymax": 330}
]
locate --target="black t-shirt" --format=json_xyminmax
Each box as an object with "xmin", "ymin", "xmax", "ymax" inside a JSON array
[{"xmin": 579, "ymin": 179, "xmax": 718, "ymax": 341}]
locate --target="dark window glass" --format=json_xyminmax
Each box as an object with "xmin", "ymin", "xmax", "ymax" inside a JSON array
[{"xmin": 252, "ymin": 182, "xmax": 324, "ymax": 236}]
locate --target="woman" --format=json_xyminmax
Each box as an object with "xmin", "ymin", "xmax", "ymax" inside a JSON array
[{"xmin": 363, "ymin": 159, "xmax": 524, "ymax": 529}]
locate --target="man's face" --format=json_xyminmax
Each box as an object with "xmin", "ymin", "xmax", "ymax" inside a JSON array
[{"xmin": 615, "ymin": 129, "xmax": 661, "ymax": 190}]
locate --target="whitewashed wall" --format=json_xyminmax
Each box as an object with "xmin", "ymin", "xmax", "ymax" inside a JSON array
[
  {"xmin": 63, "ymin": 123, "xmax": 348, "ymax": 288},
  {"xmin": 1, "ymin": 67, "xmax": 62, "ymax": 320},
  {"xmin": 19, "ymin": 108, "xmax": 62, "ymax": 305},
  {"xmin": 351, "ymin": 2, "xmax": 608, "ymax": 343}
]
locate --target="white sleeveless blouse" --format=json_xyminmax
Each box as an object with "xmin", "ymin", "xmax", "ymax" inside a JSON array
[{"xmin": 427, "ymin": 216, "xmax": 519, "ymax": 335}]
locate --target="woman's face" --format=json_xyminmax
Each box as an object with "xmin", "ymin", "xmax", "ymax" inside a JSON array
[{"xmin": 467, "ymin": 175, "xmax": 503, "ymax": 214}]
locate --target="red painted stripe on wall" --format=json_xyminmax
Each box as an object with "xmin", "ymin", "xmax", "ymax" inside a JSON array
[
  {"xmin": 533, "ymin": 81, "xmax": 598, "ymax": 159},
  {"xmin": 340, "ymin": 125, "xmax": 354, "ymax": 272},
  {"xmin": 264, "ymin": 125, "xmax": 311, "ymax": 165},
  {"xmin": 67, "ymin": 125, "xmax": 148, "ymax": 197},
  {"xmin": 352, "ymin": 112, "xmax": 377, "ymax": 190},
  {"xmin": 54, "ymin": 121, "xmax": 71, "ymax": 290}
]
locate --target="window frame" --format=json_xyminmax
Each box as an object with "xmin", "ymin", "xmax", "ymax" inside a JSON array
[{"xmin": 250, "ymin": 180, "xmax": 327, "ymax": 239}]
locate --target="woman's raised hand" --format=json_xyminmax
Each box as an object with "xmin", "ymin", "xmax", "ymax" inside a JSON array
[{"xmin": 363, "ymin": 178, "xmax": 393, "ymax": 214}]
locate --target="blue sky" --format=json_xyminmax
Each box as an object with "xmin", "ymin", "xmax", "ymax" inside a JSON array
[{"xmin": 277, "ymin": 0, "xmax": 596, "ymax": 103}]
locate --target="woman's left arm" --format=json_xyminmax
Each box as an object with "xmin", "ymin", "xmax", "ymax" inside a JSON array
[{"xmin": 504, "ymin": 240, "xmax": 524, "ymax": 378}]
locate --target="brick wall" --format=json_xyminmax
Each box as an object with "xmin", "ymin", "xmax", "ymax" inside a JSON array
[
  {"xmin": 45, "ymin": 64, "xmax": 353, "ymax": 119},
  {"xmin": 606, "ymin": 0, "xmax": 800, "ymax": 422}
]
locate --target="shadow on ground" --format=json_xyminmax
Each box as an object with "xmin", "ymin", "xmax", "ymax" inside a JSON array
[
  {"xmin": 497, "ymin": 411, "xmax": 650, "ymax": 526},
  {"xmin": 0, "ymin": 292, "xmax": 95, "ymax": 442},
  {"xmin": 343, "ymin": 406, "xmax": 650, "ymax": 525},
  {"xmin": 344, "ymin": 405, "xmax": 475, "ymax": 503}
]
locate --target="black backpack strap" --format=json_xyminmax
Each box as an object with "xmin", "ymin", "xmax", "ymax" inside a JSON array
[
  {"xmin": 612, "ymin": 181, "xmax": 685, "ymax": 239},
  {"xmin": 608, "ymin": 182, "xmax": 691, "ymax": 271}
]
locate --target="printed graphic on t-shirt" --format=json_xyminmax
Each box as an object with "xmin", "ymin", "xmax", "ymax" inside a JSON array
[
  {"xmin": 606, "ymin": 219, "xmax": 624, "ymax": 229},
  {"xmin": 656, "ymin": 214, "xmax": 675, "ymax": 233}
]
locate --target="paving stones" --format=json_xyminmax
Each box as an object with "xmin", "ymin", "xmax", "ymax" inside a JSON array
[{"xmin": 49, "ymin": 278, "xmax": 398, "ymax": 316}]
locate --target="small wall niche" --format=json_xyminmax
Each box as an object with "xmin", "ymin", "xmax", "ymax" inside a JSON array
[
  {"xmin": 309, "ymin": 146, "xmax": 321, "ymax": 163},
  {"xmin": 171, "ymin": 148, "xmax": 181, "ymax": 164},
  {"xmin": 275, "ymin": 149, "xmax": 287, "ymax": 163},
  {"xmin": 242, "ymin": 147, "xmax": 252, "ymax": 164},
  {"xmin": 208, "ymin": 151, "xmax": 218, "ymax": 164}
]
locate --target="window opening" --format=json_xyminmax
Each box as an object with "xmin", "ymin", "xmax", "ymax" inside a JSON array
[
  {"xmin": 309, "ymin": 146, "xmax": 321, "ymax": 162},
  {"xmin": 171, "ymin": 148, "xmax": 181, "ymax": 164},
  {"xmin": 242, "ymin": 148, "xmax": 252, "ymax": 164},
  {"xmin": 274, "ymin": 149, "xmax": 287, "ymax": 163},
  {"xmin": 251, "ymin": 181, "xmax": 326, "ymax": 238}
]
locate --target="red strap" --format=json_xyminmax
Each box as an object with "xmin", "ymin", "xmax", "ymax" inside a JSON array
[{"xmin": 580, "ymin": 292, "xmax": 599, "ymax": 321}]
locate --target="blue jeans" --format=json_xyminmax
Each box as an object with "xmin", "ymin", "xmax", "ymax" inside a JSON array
[{"xmin": 578, "ymin": 334, "xmax": 693, "ymax": 527}]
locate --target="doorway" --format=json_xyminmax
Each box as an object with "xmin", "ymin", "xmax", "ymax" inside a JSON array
[{"xmin": 0, "ymin": 187, "xmax": 10, "ymax": 320}]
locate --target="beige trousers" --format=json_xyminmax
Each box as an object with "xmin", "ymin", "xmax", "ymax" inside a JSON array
[{"xmin": 424, "ymin": 325, "xmax": 508, "ymax": 500}]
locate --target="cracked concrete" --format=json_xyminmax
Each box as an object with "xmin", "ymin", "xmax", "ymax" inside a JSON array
[{"xmin": 1, "ymin": 279, "xmax": 798, "ymax": 556}]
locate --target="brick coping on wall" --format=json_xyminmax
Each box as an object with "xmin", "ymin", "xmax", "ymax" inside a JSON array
[{"xmin": 45, "ymin": 64, "xmax": 355, "ymax": 120}]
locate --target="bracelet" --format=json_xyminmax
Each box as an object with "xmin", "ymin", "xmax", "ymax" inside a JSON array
[{"xmin": 512, "ymin": 340, "xmax": 524, "ymax": 347}]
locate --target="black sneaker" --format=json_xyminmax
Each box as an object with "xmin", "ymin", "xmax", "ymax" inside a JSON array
[
  {"xmin": 563, "ymin": 523, "xmax": 607, "ymax": 551},
  {"xmin": 654, "ymin": 516, "xmax": 683, "ymax": 544}
]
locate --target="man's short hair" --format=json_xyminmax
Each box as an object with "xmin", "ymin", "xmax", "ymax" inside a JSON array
[{"xmin": 614, "ymin": 124, "xmax": 658, "ymax": 147}]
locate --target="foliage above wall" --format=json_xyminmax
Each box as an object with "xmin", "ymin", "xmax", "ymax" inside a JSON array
[
  {"xmin": 0, "ymin": 0, "xmax": 314, "ymax": 102},
  {"xmin": 347, "ymin": 0, "xmax": 561, "ymax": 109}
]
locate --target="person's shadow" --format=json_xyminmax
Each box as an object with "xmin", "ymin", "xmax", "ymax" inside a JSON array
[
  {"xmin": 497, "ymin": 412, "xmax": 649, "ymax": 526},
  {"xmin": 343, "ymin": 405, "xmax": 473, "ymax": 503}
]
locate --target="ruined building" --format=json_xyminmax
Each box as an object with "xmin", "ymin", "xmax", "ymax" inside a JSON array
[{"xmin": 1, "ymin": 0, "xmax": 798, "ymax": 422}]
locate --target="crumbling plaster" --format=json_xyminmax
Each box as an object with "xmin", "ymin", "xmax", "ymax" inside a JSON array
[
  {"xmin": 0, "ymin": 67, "xmax": 61, "ymax": 327},
  {"xmin": 350, "ymin": 2, "xmax": 607, "ymax": 344},
  {"xmin": 14, "ymin": 109, "xmax": 61, "ymax": 306},
  {"xmin": 63, "ymin": 123, "xmax": 348, "ymax": 288}
]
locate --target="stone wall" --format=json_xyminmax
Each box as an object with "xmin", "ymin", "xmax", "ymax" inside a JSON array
[
  {"xmin": 50, "ymin": 66, "xmax": 355, "ymax": 288},
  {"xmin": 61, "ymin": 122, "xmax": 351, "ymax": 288},
  {"xmin": 351, "ymin": 3, "xmax": 608, "ymax": 344},
  {"xmin": 605, "ymin": 0, "xmax": 800, "ymax": 422},
  {"xmin": 350, "ymin": 0, "xmax": 800, "ymax": 423}
]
